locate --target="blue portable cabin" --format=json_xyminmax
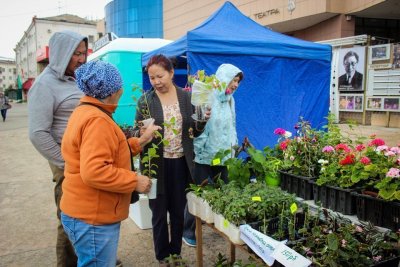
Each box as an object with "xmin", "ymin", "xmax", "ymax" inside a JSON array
[{"xmin": 88, "ymin": 38, "xmax": 172, "ymax": 126}]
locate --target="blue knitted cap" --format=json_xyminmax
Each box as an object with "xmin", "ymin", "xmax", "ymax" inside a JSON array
[{"xmin": 75, "ymin": 61, "xmax": 123, "ymax": 99}]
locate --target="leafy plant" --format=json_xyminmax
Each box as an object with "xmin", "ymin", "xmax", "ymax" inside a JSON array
[
  {"xmin": 375, "ymin": 167, "xmax": 400, "ymax": 201},
  {"xmin": 246, "ymin": 146, "xmax": 282, "ymax": 183},
  {"xmin": 140, "ymin": 117, "xmax": 177, "ymax": 178}
]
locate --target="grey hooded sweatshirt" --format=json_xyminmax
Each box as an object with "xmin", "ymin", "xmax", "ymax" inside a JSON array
[{"xmin": 28, "ymin": 31, "xmax": 87, "ymax": 168}]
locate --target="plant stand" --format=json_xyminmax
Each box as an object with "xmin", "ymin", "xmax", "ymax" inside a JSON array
[{"xmin": 194, "ymin": 216, "xmax": 265, "ymax": 267}]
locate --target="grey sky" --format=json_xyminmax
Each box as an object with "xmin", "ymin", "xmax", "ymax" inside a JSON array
[{"xmin": 0, "ymin": 0, "xmax": 111, "ymax": 59}]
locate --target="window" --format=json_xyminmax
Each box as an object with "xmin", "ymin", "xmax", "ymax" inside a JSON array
[{"xmin": 88, "ymin": 35, "xmax": 94, "ymax": 43}]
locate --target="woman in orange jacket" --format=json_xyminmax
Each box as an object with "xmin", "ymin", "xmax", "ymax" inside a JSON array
[{"xmin": 60, "ymin": 60, "xmax": 160, "ymax": 266}]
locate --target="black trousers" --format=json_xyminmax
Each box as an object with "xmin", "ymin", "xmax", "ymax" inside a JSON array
[
  {"xmin": 1, "ymin": 109, "xmax": 7, "ymax": 121},
  {"xmin": 183, "ymin": 162, "xmax": 228, "ymax": 240},
  {"xmin": 149, "ymin": 157, "xmax": 190, "ymax": 260}
]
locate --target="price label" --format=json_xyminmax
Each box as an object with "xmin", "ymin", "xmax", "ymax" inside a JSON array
[
  {"xmin": 252, "ymin": 196, "xmax": 262, "ymax": 202},
  {"xmin": 212, "ymin": 158, "xmax": 221, "ymax": 166},
  {"xmin": 223, "ymin": 219, "xmax": 229, "ymax": 228},
  {"xmin": 290, "ymin": 203, "xmax": 298, "ymax": 214}
]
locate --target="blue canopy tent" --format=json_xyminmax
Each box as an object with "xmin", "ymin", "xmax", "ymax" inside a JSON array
[{"xmin": 142, "ymin": 1, "xmax": 332, "ymax": 149}]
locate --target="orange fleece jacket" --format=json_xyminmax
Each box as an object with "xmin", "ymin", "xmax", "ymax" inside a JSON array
[{"xmin": 61, "ymin": 96, "xmax": 141, "ymax": 225}]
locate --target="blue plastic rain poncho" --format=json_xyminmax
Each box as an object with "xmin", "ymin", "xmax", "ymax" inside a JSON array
[{"xmin": 194, "ymin": 64, "xmax": 243, "ymax": 165}]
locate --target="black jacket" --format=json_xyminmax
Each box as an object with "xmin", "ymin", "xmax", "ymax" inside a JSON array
[
  {"xmin": 338, "ymin": 71, "xmax": 363, "ymax": 91},
  {"xmin": 133, "ymin": 86, "xmax": 200, "ymax": 195}
]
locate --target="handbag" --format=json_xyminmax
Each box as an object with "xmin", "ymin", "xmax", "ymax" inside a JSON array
[{"xmin": 79, "ymin": 102, "xmax": 139, "ymax": 204}]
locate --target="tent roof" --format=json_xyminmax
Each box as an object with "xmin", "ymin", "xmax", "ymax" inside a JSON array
[{"xmin": 142, "ymin": 1, "xmax": 331, "ymax": 66}]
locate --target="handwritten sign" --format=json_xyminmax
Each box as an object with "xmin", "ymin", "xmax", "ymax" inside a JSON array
[
  {"xmin": 240, "ymin": 225, "xmax": 286, "ymax": 266},
  {"xmin": 271, "ymin": 243, "xmax": 311, "ymax": 267}
]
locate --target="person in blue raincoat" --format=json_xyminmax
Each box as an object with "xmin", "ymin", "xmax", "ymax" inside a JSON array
[{"xmin": 182, "ymin": 63, "xmax": 243, "ymax": 247}]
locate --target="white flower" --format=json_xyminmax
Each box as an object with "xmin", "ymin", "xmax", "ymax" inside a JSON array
[
  {"xmin": 284, "ymin": 131, "xmax": 292, "ymax": 138},
  {"xmin": 320, "ymin": 167, "xmax": 326, "ymax": 173},
  {"xmin": 318, "ymin": 159, "xmax": 329, "ymax": 165}
]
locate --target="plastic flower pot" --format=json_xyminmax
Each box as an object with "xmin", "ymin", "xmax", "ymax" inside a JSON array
[{"xmin": 265, "ymin": 173, "xmax": 281, "ymax": 187}]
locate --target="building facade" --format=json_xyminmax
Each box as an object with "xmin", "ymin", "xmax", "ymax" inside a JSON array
[
  {"xmin": 0, "ymin": 57, "xmax": 17, "ymax": 91},
  {"xmin": 14, "ymin": 14, "xmax": 101, "ymax": 99},
  {"xmin": 163, "ymin": 0, "xmax": 400, "ymax": 43}
]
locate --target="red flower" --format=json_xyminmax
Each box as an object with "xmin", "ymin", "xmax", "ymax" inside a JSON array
[
  {"xmin": 335, "ymin": 143, "xmax": 351, "ymax": 153},
  {"xmin": 280, "ymin": 140, "xmax": 290, "ymax": 150},
  {"xmin": 355, "ymin": 144, "xmax": 365, "ymax": 152},
  {"xmin": 368, "ymin": 138, "xmax": 385, "ymax": 147},
  {"xmin": 360, "ymin": 156, "xmax": 371, "ymax": 165},
  {"xmin": 340, "ymin": 154, "xmax": 355, "ymax": 165}
]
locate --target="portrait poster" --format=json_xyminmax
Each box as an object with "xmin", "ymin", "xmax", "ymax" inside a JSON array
[
  {"xmin": 338, "ymin": 46, "xmax": 366, "ymax": 92},
  {"xmin": 383, "ymin": 98, "xmax": 400, "ymax": 111},
  {"xmin": 366, "ymin": 97, "xmax": 383, "ymax": 111},
  {"xmin": 393, "ymin": 44, "xmax": 400, "ymax": 69}
]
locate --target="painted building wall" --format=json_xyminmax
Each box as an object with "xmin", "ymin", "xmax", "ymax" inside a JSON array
[
  {"xmin": 0, "ymin": 59, "xmax": 17, "ymax": 90},
  {"xmin": 14, "ymin": 18, "xmax": 98, "ymax": 84}
]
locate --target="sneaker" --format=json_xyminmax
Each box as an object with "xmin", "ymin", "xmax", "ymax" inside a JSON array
[
  {"xmin": 182, "ymin": 236, "xmax": 196, "ymax": 247},
  {"xmin": 116, "ymin": 259, "xmax": 123, "ymax": 267}
]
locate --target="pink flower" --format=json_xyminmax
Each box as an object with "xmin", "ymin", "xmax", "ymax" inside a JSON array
[
  {"xmin": 290, "ymin": 156, "xmax": 295, "ymax": 161},
  {"xmin": 373, "ymin": 256, "xmax": 382, "ymax": 262},
  {"xmin": 355, "ymin": 144, "xmax": 365, "ymax": 151},
  {"xmin": 386, "ymin": 168, "xmax": 400, "ymax": 178},
  {"xmin": 368, "ymin": 138, "xmax": 385, "ymax": 147},
  {"xmin": 341, "ymin": 239, "xmax": 347, "ymax": 247},
  {"xmin": 322, "ymin": 146, "xmax": 334, "ymax": 153},
  {"xmin": 355, "ymin": 225, "xmax": 363, "ymax": 232},
  {"xmin": 274, "ymin": 128, "xmax": 286, "ymax": 135},
  {"xmin": 390, "ymin": 146, "xmax": 400, "ymax": 154},
  {"xmin": 360, "ymin": 157, "xmax": 371, "ymax": 165},
  {"xmin": 376, "ymin": 145, "xmax": 389, "ymax": 152},
  {"xmin": 385, "ymin": 151, "xmax": 396, "ymax": 157}
]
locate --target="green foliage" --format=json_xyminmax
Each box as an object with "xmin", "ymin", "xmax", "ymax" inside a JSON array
[
  {"xmin": 290, "ymin": 212, "xmax": 400, "ymax": 266},
  {"xmin": 375, "ymin": 174, "xmax": 400, "ymax": 201}
]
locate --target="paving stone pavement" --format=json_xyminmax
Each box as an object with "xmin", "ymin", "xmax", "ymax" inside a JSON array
[{"xmin": 0, "ymin": 103, "xmax": 399, "ymax": 266}]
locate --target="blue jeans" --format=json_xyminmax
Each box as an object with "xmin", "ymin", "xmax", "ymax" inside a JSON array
[{"xmin": 61, "ymin": 212, "xmax": 120, "ymax": 267}]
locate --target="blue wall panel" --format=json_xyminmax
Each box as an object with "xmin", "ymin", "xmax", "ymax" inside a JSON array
[{"xmin": 105, "ymin": 0, "xmax": 163, "ymax": 38}]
